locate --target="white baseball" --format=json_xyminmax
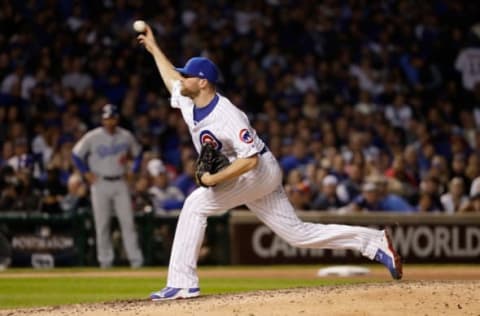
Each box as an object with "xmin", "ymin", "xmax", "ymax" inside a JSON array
[{"xmin": 133, "ymin": 20, "xmax": 146, "ymax": 33}]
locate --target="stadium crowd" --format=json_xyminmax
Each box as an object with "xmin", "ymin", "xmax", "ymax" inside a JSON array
[{"xmin": 1, "ymin": 0, "xmax": 480, "ymax": 214}]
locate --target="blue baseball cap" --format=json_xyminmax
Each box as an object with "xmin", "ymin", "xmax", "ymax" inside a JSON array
[
  {"xmin": 176, "ymin": 57, "xmax": 219, "ymax": 83},
  {"xmin": 102, "ymin": 104, "xmax": 119, "ymax": 119}
]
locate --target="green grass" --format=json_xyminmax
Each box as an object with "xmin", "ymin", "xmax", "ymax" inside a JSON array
[
  {"xmin": 0, "ymin": 267, "xmax": 365, "ymax": 309},
  {"xmin": 0, "ymin": 277, "xmax": 160, "ymax": 308}
]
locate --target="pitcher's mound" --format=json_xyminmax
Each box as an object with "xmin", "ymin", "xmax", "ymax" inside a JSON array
[{"xmin": 5, "ymin": 280, "xmax": 479, "ymax": 316}]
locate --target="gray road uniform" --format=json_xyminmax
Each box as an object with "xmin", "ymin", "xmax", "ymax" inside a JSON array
[{"xmin": 72, "ymin": 126, "xmax": 143, "ymax": 267}]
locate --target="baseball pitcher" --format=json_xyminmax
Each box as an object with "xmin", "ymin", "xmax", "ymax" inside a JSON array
[{"xmin": 138, "ymin": 24, "xmax": 402, "ymax": 300}]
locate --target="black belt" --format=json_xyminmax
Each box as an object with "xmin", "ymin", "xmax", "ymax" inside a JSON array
[
  {"xmin": 259, "ymin": 146, "xmax": 268, "ymax": 155},
  {"xmin": 102, "ymin": 175, "xmax": 123, "ymax": 181}
]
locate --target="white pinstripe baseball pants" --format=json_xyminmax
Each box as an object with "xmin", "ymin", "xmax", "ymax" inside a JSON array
[{"xmin": 167, "ymin": 152, "xmax": 384, "ymax": 288}]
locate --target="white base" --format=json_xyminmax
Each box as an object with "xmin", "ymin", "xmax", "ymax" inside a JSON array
[{"xmin": 317, "ymin": 265, "xmax": 370, "ymax": 277}]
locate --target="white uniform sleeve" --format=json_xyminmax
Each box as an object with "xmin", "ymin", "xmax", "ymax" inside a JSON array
[
  {"xmin": 72, "ymin": 132, "xmax": 92, "ymax": 158},
  {"xmin": 227, "ymin": 111, "xmax": 260, "ymax": 159},
  {"xmin": 170, "ymin": 80, "xmax": 194, "ymax": 109}
]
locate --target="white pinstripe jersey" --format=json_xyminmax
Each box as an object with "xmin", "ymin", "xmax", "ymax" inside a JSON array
[
  {"xmin": 170, "ymin": 80, "xmax": 265, "ymax": 160},
  {"xmin": 72, "ymin": 127, "xmax": 141, "ymax": 176}
]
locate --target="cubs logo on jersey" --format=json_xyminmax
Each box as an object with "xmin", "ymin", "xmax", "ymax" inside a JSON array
[
  {"xmin": 199, "ymin": 130, "xmax": 222, "ymax": 150},
  {"xmin": 239, "ymin": 128, "xmax": 254, "ymax": 144}
]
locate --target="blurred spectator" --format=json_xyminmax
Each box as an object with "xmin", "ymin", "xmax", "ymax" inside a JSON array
[
  {"xmin": 417, "ymin": 192, "xmax": 443, "ymax": 213},
  {"xmin": 418, "ymin": 174, "xmax": 444, "ymax": 211},
  {"xmin": 440, "ymin": 177, "xmax": 469, "ymax": 214},
  {"xmin": 61, "ymin": 57, "xmax": 93, "ymax": 95},
  {"xmin": 384, "ymin": 154, "xmax": 417, "ymax": 199},
  {"xmin": 280, "ymin": 140, "xmax": 312, "ymax": 174},
  {"xmin": 7, "ymin": 138, "xmax": 32, "ymax": 173},
  {"xmin": 454, "ymin": 24, "xmax": 480, "ymax": 91},
  {"xmin": 0, "ymin": 1, "xmax": 479, "ymax": 214},
  {"xmin": 329, "ymin": 154, "xmax": 348, "ymax": 181},
  {"xmin": 60, "ymin": 173, "xmax": 89, "ymax": 212},
  {"xmin": 285, "ymin": 169, "xmax": 303, "ymax": 187},
  {"xmin": 147, "ymin": 159, "xmax": 184, "ymax": 213},
  {"xmin": 311, "ymin": 175, "xmax": 344, "ymax": 211},
  {"xmin": 429, "ymin": 155, "xmax": 450, "ymax": 190},
  {"xmin": 349, "ymin": 182, "xmax": 382, "ymax": 212},
  {"xmin": 417, "ymin": 141, "xmax": 436, "ymax": 178},
  {"xmin": 285, "ymin": 180, "xmax": 311, "ymax": 210},
  {"xmin": 470, "ymin": 175, "xmax": 480, "ymax": 197},
  {"xmin": 337, "ymin": 163, "xmax": 364, "ymax": 204},
  {"xmin": 0, "ymin": 166, "xmax": 19, "ymax": 210},
  {"xmin": 0, "ymin": 166, "xmax": 40, "ymax": 211},
  {"xmin": 301, "ymin": 92, "xmax": 320, "ymax": 120},
  {"xmin": 39, "ymin": 167, "xmax": 67, "ymax": 214},
  {"xmin": 31, "ymin": 124, "xmax": 54, "ymax": 178},
  {"xmin": 49, "ymin": 137, "xmax": 75, "ymax": 185},
  {"xmin": 14, "ymin": 169, "xmax": 41, "ymax": 210},
  {"xmin": 370, "ymin": 175, "xmax": 415, "ymax": 212},
  {"xmin": 173, "ymin": 157, "xmax": 197, "ymax": 197},
  {"xmin": 133, "ymin": 175, "xmax": 153, "ymax": 213},
  {"xmin": 1, "ymin": 65, "xmax": 36, "ymax": 100},
  {"xmin": 292, "ymin": 60, "xmax": 318, "ymax": 94},
  {"xmin": 349, "ymin": 58, "xmax": 383, "ymax": 96},
  {"xmin": 384, "ymin": 94, "xmax": 413, "ymax": 130},
  {"xmin": 450, "ymin": 153, "xmax": 470, "ymax": 190},
  {"xmin": 459, "ymin": 192, "xmax": 480, "ymax": 213},
  {"xmin": 465, "ymin": 154, "xmax": 480, "ymax": 186},
  {"xmin": 0, "ymin": 141, "xmax": 14, "ymax": 168},
  {"xmin": 403, "ymin": 145, "xmax": 420, "ymax": 184}
]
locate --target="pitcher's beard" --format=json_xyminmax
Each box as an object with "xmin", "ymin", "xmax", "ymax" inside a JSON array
[{"xmin": 180, "ymin": 87, "xmax": 200, "ymax": 98}]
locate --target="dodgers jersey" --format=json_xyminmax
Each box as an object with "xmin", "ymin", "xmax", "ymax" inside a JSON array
[
  {"xmin": 72, "ymin": 127, "xmax": 141, "ymax": 176},
  {"xmin": 170, "ymin": 80, "xmax": 265, "ymax": 160}
]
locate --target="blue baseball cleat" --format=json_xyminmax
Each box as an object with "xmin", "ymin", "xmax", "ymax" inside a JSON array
[
  {"xmin": 375, "ymin": 230, "xmax": 403, "ymax": 280},
  {"xmin": 150, "ymin": 287, "xmax": 200, "ymax": 301}
]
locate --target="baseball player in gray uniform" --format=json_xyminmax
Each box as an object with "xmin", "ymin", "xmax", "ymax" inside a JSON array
[
  {"xmin": 72, "ymin": 104, "xmax": 144, "ymax": 268},
  {"xmin": 138, "ymin": 24, "xmax": 402, "ymax": 300}
]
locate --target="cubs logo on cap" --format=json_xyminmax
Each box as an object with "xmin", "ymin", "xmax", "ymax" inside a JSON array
[
  {"xmin": 102, "ymin": 104, "xmax": 119, "ymax": 119},
  {"xmin": 239, "ymin": 128, "xmax": 254, "ymax": 144},
  {"xmin": 199, "ymin": 130, "xmax": 222, "ymax": 150}
]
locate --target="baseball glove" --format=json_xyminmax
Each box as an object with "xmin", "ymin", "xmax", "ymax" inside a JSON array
[{"xmin": 195, "ymin": 142, "xmax": 230, "ymax": 187}]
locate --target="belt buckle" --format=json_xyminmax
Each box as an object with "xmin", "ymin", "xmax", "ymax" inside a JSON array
[{"xmin": 103, "ymin": 175, "xmax": 121, "ymax": 181}]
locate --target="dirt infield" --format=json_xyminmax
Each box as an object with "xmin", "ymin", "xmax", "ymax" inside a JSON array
[{"xmin": 1, "ymin": 266, "xmax": 479, "ymax": 316}]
